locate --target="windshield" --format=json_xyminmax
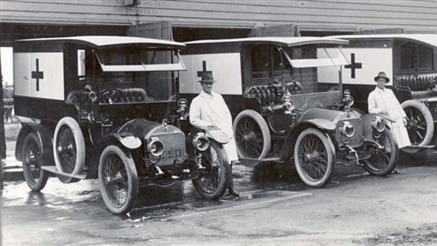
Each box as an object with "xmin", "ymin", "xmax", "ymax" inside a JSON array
[
  {"xmin": 77, "ymin": 47, "xmax": 183, "ymax": 103},
  {"xmin": 283, "ymin": 47, "xmax": 349, "ymax": 68},
  {"xmin": 248, "ymin": 44, "xmax": 348, "ymax": 94},
  {"xmin": 96, "ymin": 47, "xmax": 185, "ymax": 72}
]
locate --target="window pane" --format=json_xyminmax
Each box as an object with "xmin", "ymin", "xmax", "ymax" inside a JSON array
[{"xmin": 418, "ymin": 45, "xmax": 433, "ymax": 70}]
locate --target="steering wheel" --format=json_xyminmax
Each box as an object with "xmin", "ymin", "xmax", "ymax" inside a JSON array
[
  {"xmin": 100, "ymin": 89, "xmax": 123, "ymax": 104},
  {"xmin": 286, "ymin": 80, "xmax": 303, "ymax": 92}
]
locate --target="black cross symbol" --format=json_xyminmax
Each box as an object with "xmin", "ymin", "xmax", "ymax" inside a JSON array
[
  {"xmin": 197, "ymin": 60, "xmax": 211, "ymax": 77},
  {"xmin": 31, "ymin": 58, "xmax": 44, "ymax": 91},
  {"xmin": 344, "ymin": 53, "xmax": 362, "ymax": 79}
]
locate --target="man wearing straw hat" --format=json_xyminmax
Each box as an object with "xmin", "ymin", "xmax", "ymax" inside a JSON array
[
  {"xmin": 368, "ymin": 71, "xmax": 411, "ymax": 150},
  {"xmin": 189, "ymin": 71, "xmax": 239, "ymax": 197}
]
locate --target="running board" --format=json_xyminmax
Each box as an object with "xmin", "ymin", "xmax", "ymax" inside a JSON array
[
  {"xmin": 241, "ymin": 157, "xmax": 282, "ymax": 166},
  {"xmin": 403, "ymin": 145, "xmax": 436, "ymax": 150},
  {"xmin": 41, "ymin": 166, "xmax": 87, "ymax": 179}
]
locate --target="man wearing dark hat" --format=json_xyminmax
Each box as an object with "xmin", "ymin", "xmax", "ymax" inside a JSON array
[
  {"xmin": 189, "ymin": 71, "xmax": 239, "ymax": 197},
  {"xmin": 368, "ymin": 71, "xmax": 411, "ymax": 149}
]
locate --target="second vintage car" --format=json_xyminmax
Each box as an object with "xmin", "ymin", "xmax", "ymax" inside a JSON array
[
  {"xmin": 13, "ymin": 36, "xmax": 231, "ymax": 214},
  {"xmin": 328, "ymin": 34, "xmax": 437, "ymax": 153},
  {"xmin": 180, "ymin": 36, "xmax": 398, "ymax": 187}
]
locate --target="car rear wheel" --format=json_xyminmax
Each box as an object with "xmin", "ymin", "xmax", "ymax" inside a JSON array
[
  {"xmin": 192, "ymin": 141, "xmax": 230, "ymax": 199},
  {"xmin": 98, "ymin": 145, "xmax": 138, "ymax": 214},
  {"xmin": 22, "ymin": 132, "xmax": 49, "ymax": 191},
  {"xmin": 401, "ymin": 100, "xmax": 434, "ymax": 153},
  {"xmin": 53, "ymin": 117, "xmax": 85, "ymax": 183},
  {"xmin": 294, "ymin": 128, "xmax": 335, "ymax": 188},
  {"xmin": 363, "ymin": 129, "xmax": 397, "ymax": 176},
  {"xmin": 233, "ymin": 109, "xmax": 271, "ymax": 159}
]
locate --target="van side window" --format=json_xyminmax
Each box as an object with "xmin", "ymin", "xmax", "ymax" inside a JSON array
[{"xmin": 400, "ymin": 42, "xmax": 433, "ymax": 71}]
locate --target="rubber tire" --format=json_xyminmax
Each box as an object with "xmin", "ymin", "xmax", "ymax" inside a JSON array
[
  {"xmin": 233, "ymin": 109, "xmax": 271, "ymax": 159},
  {"xmin": 22, "ymin": 132, "xmax": 49, "ymax": 191},
  {"xmin": 98, "ymin": 145, "xmax": 138, "ymax": 214},
  {"xmin": 294, "ymin": 128, "xmax": 335, "ymax": 188},
  {"xmin": 401, "ymin": 100, "xmax": 434, "ymax": 153},
  {"xmin": 53, "ymin": 117, "xmax": 86, "ymax": 177},
  {"xmin": 192, "ymin": 141, "xmax": 231, "ymax": 199},
  {"xmin": 363, "ymin": 129, "xmax": 398, "ymax": 176}
]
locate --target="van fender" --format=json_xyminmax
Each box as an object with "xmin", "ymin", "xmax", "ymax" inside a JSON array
[{"xmin": 15, "ymin": 123, "xmax": 54, "ymax": 166}]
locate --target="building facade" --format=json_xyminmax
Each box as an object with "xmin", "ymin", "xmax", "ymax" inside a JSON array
[{"xmin": 1, "ymin": 0, "xmax": 437, "ymax": 45}]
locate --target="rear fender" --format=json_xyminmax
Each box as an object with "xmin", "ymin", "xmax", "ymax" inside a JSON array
[{"xmin": 15, "ymin": 123, "xmax": 54, "ymax": 166}]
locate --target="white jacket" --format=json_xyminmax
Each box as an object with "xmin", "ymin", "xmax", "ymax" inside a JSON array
[
  {"xmin": 190, "ymin": 90, "xmax": 239, "ymax": 162},
  {"xmin": 368, "ymin": 87, "xmax": 411, "ymax": 148}
]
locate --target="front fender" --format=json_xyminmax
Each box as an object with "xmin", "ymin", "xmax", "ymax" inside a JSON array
[
  {"xmin": 299, "ymin": 119, "xmax": 336, "ymax": 131},
  {"xmin": 87, "ymin": 134, "xmax": 135, "ymax": 179},
  {"xmin": 361, "ymin": 113, "xmax": 391, "ymax": 142},
  {"xmin": 280, "ymin": 121, "xmax": 334, "ymax": 162}
]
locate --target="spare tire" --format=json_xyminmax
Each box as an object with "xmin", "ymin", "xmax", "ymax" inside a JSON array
[{"xmin": 53, "ymin": 117, "xmax": 86, "ymax": 181}]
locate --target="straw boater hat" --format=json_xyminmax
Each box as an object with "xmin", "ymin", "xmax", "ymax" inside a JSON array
[
  {"xmin": 199, "ymin": 71, "xmax": 216, "ymax": 83},
  {"xmin": 374, "ymin": 71, "xmax": 390, "ymax": 83}
]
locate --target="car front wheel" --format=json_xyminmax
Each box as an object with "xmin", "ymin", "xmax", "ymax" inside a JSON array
[
  {"xmin": 98, "ymin": 145, "xmax": 138, "ymax": 214},
  {"xmin": 294, "ymin": 128, "xmax": 335, "ymax": 187},
  {"xmin": 363, "ymin": 129, "xmax": 397, "ymax": 176},
  {"xmin": 192, "ymin": 141, "xmax": 230, "ymax": 199}
]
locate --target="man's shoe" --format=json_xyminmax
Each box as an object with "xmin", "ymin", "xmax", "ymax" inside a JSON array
[{"xmin": 227, "ymin": 188, "xmax": 239, "ymax": 197}]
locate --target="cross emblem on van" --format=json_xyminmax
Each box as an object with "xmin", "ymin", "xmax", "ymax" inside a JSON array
[
  {"xmin": 345, "ymin": 53, "xmax": 362, "ymax": 79},
  {"xmin": 31, "ymin": 58, "xmax": 44, "ymax": 91}
]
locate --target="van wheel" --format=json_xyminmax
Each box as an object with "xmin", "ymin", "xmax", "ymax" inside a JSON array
[
  {"xmin": 53, "ymin": 117, "xmax": 85, "ymax": 183},
  {"xmin": 401, "ymin": 100, "xmax": 434, "ymax": 153},
  {"xmin": 22, "ymin": 132, "xmax": 49, "ymax": 191},
  {"xmin": 233, "ymin": 110, "xmax": 271, "ymax": 159}
]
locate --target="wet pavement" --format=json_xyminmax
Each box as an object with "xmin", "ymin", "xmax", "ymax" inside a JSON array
[{"xmin": 2, "ymin": 145, "xmax": 437, "ymax": 245}]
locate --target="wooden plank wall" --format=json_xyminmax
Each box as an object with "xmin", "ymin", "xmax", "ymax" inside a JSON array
[{"xmin": 1, "ymin": 0, "xmax": 437, "ymax": 33}]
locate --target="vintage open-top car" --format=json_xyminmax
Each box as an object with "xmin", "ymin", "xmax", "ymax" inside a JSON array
[
  {"xmin": 13, "ymin": 36, "xmax": 231, "ymax": 214},
  {"xmin": 180, "ymin": 37, "xmax": 398, "ymax": 187}
]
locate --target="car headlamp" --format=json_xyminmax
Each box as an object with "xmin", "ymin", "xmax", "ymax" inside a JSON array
[
  {"xmin": 192, "ymin": 132, "xmax": 210, "ymax": 152},
  {"xmin": 147, "ymin": 137, "xmax": 165, "ymax": 157},
  {"xmin": 88, "ymin": 91, "xmax": 97, "ymax": 102},
  {"xmin": 177, "ymin": 98, "xmax": 189, "ymax": 119},
  {"xmin": 340, "ymin": 121, "xmax": 355, "ymax": 138},
  {"xmin": 282, "ymin": 92, "xmax": 294, "ymax": 112},
  {"xmin": 371, "ymin": 116, "xmax": 385, "ymax": 133},
  {"xmin": 343, "ymin": 89, "xmax": 354, "ymax": 107}
]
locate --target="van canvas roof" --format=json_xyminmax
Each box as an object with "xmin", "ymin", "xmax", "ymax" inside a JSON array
[
  {"xmin": 15, "ymin": 35, "xmax": 185, "ymax": 48},
  {"xmin": 330, "ymin": 34, "xmax": 437, "ymax": 48},
  {"xmin": 185, "ymin": 36, "xmax": 349, "ymax": 47}
]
